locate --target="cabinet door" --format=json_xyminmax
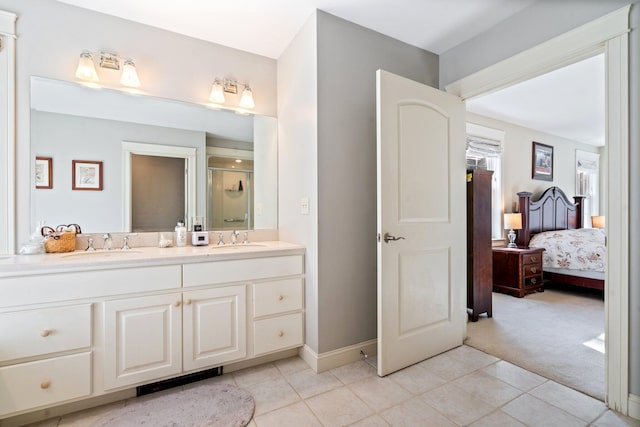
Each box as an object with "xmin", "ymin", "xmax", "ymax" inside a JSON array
[
  {"xmin": 183, "ymin": 285, "xmax": 246, "ymax": 372},
  {"xmin": 103, "ymin": 293, "xmax": 182, "ymax": 390}
]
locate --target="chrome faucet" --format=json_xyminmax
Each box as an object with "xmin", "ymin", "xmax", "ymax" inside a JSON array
[
  {"xmin": 102, "ymin": 233, "xmax": 113, "ymax": 251},
  {"xmin": 122, "ymin": 234, "xmax": 137, "ymax": 250},
  {"xmin": 230, "ymin": 230, "xmax": 239, "ymax": 245},
  {"xmin": 217, "ymin": 233, "xmax": 225, "ymax": 245},
  {"xmin": 85, "ymin": 236, "xmax": 96, "ymax": 251},
  {"xmin": 242, "ymin": 232, "xmax": 249, "ymax": 245}
]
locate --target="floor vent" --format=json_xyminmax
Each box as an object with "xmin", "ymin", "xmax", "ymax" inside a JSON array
[{"xmin": 136, "ymin": 366, "xmax": 223, "ymax": 396}]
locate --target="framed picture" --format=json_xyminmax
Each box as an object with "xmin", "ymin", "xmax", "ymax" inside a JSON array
[
  {"xmin": 72, "ymin": 160, "xmax": 103, "ymax": 191},
  {"xmin": 35, "ymin": 157, "xmax": 53, "ymax": 189},
  {"xmin": 532, "ymin": 141, "xmax": 553, "ymax": 181}
]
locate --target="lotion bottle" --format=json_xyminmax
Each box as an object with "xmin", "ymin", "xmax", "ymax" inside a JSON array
[{"xmin": 175, "ymin": 220, "xmax": 187, "ymax": 247}]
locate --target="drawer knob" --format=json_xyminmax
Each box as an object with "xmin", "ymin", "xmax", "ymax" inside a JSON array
[
  {"xmin": 531, "ymin": 267, "xmax": 537, "ymax": 273},
  {"xmin": 40, "ymin": 329, "xmax": 52, "ymax": 337},
  {"xmin": 40, "ymin": 380, "xmax": 51, "ymax": 389},
  {"xmin": 174, "ymin": 301, "xmax": 181, "ymax": 307},
  {"xmin": 277, "ymin": 330, "xmax": 284, "ymax": 337},
  {"xmin": 184, "ymin": 299, "xmax": 192, "ymax": 305},
  {"xmin": 277, "ymin": 295, "xmax": 284, "ymax": 301},
  {"xmin": 531, "ymin": 257, "xmax": 537, "ymax": 262},
  {"xmin": 531, "ymin": 278, "xmax": 537, "ymax": 284}
]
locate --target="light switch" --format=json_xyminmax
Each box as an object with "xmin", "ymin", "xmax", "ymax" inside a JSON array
[{"xmin": 300, "ymin": 197, "xmax": 309, "ymax": 215}]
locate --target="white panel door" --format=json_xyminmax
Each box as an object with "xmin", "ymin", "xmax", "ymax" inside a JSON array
[
  {"xmin": 377, "ymin": 69, "xmax": 466, "ymax": 376},
  {"xmin": 104, "ymin": 293, "xmax": 182, "ymax": 390},
  {"xmin": 183, "ymin": 285, "xmax": 246, "ymax": 372}
]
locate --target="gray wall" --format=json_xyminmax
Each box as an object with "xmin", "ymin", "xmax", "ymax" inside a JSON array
[
  {"xmin": 315, "ymin": 11, "xmax": 438, "ymax": 352},
  {"xmin": 0, "ymin": 0, "xmax": 276, "ymax": 246},
  {"xmin": 441, "ymin": 0, "xmax": 640, "ymax": 397}
]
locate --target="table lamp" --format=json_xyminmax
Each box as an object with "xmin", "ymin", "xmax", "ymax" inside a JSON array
[
  {"xmin": 591, "ymin": 215, "xmax": 605, "ymax": 229},
  {"xmin": 504, "ymin": 213, "xmax": 522, "ymax": 248}
]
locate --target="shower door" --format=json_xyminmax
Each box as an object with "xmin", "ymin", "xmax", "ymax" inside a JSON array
[{"xmin": 207, "ymin": 169, "xmax": 253, "ymax": 230}]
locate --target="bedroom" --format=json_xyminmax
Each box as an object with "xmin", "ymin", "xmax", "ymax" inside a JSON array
[{"xmin": 464, "ymin": 53, "xmax": 606, "ymax": 400}]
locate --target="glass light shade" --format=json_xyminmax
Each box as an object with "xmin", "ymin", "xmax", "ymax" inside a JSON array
[
  {"xmin": 120, "ymin": 59, "xmax": 141, "ymax": 88},
  {"xmin": 75, "ymin": 51, "xmax": 99, "ymax": 83},
  {"xmin": 592, "ymin": 215, "xmax": 605, "ymax": 229},
  {"xmin": 504, "ymin": 213, "xmax": 522, "ymax": 230},
  {"xmin": 239, "ymin": 85, "xmax": 255, "ymax": 109},
  {"xmin": 209, "ymin": 81, "xmax": 225, "ymax": 104}
]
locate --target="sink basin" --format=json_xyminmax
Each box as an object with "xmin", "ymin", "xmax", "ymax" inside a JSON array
[
  {"xmin": 209, "ymin": 244, "xmax": 266, "ymax": 250},
  {"xmin": 62, "ymin": 250, "xmax": 143, "ymax": 259}
]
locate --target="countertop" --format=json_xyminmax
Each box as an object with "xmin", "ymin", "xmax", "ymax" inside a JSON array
[{"xmin": 0, "ymin": 241, "xmax": 305, "ymax": 278}]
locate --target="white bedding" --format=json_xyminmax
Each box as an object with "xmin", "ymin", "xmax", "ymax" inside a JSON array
[{"xmin": 528, "ymin": 228, "xmax": 606, "ymax": 272}]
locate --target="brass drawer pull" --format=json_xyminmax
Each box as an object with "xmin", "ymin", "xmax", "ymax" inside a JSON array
[
  {"xmin": 277, "ymin": 295, "xmax": 284, "ymax": 301},
  {"xmin": 531, "ymin": 278, "xmax": 537, "ymax": 284},
  {"xmin": 531, "ymin": 256, "xmax": 537, "ymax": 262},
  {"xmin": 277, "ymin": 330, "xmax": 284, "ymax": 337},
  {"xmin": 40, "ymin": 380, "xmax": 51, "ymax": 389},
  {"xmin": 531, "ymin": 267, "xmax": 537, "ymax": 273},
  {"xmin": 40, "ymin": 329, "xmax": 52, "ymax": 337}
]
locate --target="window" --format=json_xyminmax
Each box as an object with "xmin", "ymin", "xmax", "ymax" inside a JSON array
[{"xmin": 466, "ymin": 123, "xmax": 505, "ymax": 240}]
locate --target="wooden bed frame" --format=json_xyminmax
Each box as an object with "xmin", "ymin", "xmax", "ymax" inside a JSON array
[{"xmin": 516, "ymin": 186, "xmax": 604, "ymax": 291}]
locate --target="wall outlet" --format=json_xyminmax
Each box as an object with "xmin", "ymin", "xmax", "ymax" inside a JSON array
[{"xmin": 300, "ymin": 197, "xmax": 309, "ymax": 215}]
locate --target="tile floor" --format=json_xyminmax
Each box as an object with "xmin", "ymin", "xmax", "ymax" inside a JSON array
[{"xmin": 23, "ymin": 345, "xmax": 640, "ymax": 427}]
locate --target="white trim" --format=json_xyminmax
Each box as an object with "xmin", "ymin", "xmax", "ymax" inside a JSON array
[
  {"xmin": 447, "ymin": 5, "xmax": 630, "ymax": 414},
  {"xmin": 629, "ymin": 394, "xmax": 640, "ymax": 420},
  {"xmin": 0, "ymin": 10, "xmax": 16, "ymax": 255},
  {"xmin": 206, "ymin": 146, "xmax": 254, "ymax": 161},
  {"xmin": 299, "ymin": 339, "xmax": 377, "ymax": 373},
  {"xmin": 446, "ymin": 6, "xmax": 630, "ymax": 100},
  {"xmin": 121, "ymin": 142, "xmax": 197, "ymax": 233}
]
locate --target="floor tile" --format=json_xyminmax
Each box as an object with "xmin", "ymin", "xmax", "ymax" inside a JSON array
[
  {"xmin": 330, "ymin": 360, "xmax": 377, "ymax": 385},
  {"xmin": 452, "ymin": 370, "xmax": 523, "ymax": 407},
  {"xmin": 57, "ymin": 401, "xmax": 125, "ymax": 426},
  {"xmin": 380, "ymin": 395, "xmax": 456, "ymax": 427},
  {"xmin": 348, "ymin": 376, "xmax": 413, "ymax": 411},
  {"xmin": 389, "ymin": 362, "xmax": 448, "ymax": 394},
  {"xmin": 418, "ymin": 352, "xmax": 482, "ymax": 381},
  {"xmin": 274, "ymin": 356, "xmax": 311, "ymax": 376},
  {"xmin": 243, "ymin": 377, "xmax": 300, "ymax": 415},
  {"xmin": 348, "ymin": 414, "xmax": 390, "ymax": 426},
  {"xmin": 592, "ymin": 410, "xmax": 640, "ymax": 426},
  {"xmin": 468, "ymin": 409, "xmax": 527, "ymax": 427},
  {"xmin": 305, "ymin": 387, "xmax": 373, "ymax": 427},
  {"xmin": 422, "ymin": 382, "xmax": 495, "ymax": 426},
  {"xmin": 446, "ymin": 345, "xmax": 500, "ymax": 369},
  {"xmin": 286, "ymin": 369, "xmax": 342, "ymax": 399},
  {"xmin": 529, "ymin": 380, "xmax": 606, "ymax": 422},
  {"xmin": 183, "ymin": 372, "xmax": 236, "ymax": 390},
  {"xmin": 254, "ymin": 401, "xmax": 322, "ymax": 427},
  {"xmin": 502, "ymin": 393, "xmax": 585, "ymax": 427},
  {"xmin": 482, "ymin": 360, "xmax": 547, "ymax": 391},
  {"xmin": 233, "ymin": 363, "xmax": 282, "ymax": 387}
]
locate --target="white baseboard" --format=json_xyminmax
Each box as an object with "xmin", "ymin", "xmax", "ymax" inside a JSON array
[
  {"xmin": 628, "ymin": 394, "xmax": 640, "ymax": 420},
  {"xmin": 299, "ymin": 339, "xmax": 377, "ymax": 373}
]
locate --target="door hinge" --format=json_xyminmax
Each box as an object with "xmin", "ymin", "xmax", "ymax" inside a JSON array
[{"xmin": 377, "ymin": 233, "xmax": 381, "ymax": 243}]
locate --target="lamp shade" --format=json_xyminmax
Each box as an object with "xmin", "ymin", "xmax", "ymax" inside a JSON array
[
  {"xmin": 120, "ymin": 59, "xmax": 141, "ymax": 88},
  {"xmin": 504, "ymin": 213, "xmax": 522, "ymax": 230},
  {"xmin": 75, "ymin": 51, "xmax": 99, "ymax": 83},
  {"xmin": 239, "ymin": 85, "xmax": 255, "ymax": 109},
  {"xmin": 209, "ymin": 81, "xmax": 225, "ymax": 104},
  {"xmin": 592, "ymin": 215, "xmax": 605, "ymax": 229}
]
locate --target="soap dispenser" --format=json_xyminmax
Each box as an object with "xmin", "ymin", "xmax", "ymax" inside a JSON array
[{"xmin": 175, "ymin": 220, "xmax": 187, "ymax": 247}]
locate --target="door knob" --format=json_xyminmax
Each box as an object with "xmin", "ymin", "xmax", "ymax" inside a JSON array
[{"xmin": 383, "ymin": 232, "xmax": 406, "ymax": 243}]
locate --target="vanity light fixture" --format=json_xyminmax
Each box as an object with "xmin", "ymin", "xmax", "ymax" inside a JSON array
[
  {"xmin": 75, "ymin": 50, "xmax": 141, "ymax": 88},
  {"xmin": 209, "ymin": 78, "xmax": 254, "ymax": 110}
]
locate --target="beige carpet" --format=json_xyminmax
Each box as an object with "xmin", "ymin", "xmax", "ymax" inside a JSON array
[
  {"xmin": 465, "ymin": 287, "xmax": 605, "ymax": 401},
  {"xmin": 92, "ymin": 382, "xmax": 255, "ymax": 427}
]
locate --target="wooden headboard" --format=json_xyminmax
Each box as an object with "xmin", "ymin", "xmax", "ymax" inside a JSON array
[{"xmin": 516, "ymin": 186, "xmax": 585, "ymax": 247}]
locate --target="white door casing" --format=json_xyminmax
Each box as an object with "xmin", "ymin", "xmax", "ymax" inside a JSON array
[{"xmin": 377, "ymin": 70, "xmax": 466, "ymax": 376}]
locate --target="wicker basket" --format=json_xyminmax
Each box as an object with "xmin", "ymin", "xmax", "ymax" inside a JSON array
[{"xmin": 44, "ymin": 232, "xmax": 77, "ymax": 253}]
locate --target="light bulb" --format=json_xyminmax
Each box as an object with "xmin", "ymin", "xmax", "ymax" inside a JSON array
[
  {"xmin": 120, "ymin": 59, "xmax": 141, "ymax": 88},
  {"xmin": 239, "ymin": 85, "xmax": 255, "ymax": 109},
  {"xmin": 209, "ymin": 80, "xmax": 225, "ymax": 104},
  {"xmin": 75, "ymin": 51, "xmax": 99, "ymax": 83}
]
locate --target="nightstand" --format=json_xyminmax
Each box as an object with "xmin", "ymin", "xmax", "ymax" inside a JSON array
[{"xmin": 492, "ymin": 247, "xmax": 544, "ymax": 297}]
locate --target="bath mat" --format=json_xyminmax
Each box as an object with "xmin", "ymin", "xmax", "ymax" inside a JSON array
[{"xmin": 93, "ymin": 382, "xmax": 255, "ymax": 427}]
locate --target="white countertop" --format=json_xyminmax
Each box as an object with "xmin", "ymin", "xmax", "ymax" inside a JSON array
[{"xmin": 0, "ymin": 241, "xmax": 305, "ymax": 278}]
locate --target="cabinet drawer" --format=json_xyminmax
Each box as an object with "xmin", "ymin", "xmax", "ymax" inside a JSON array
[
  {"xmin": 524, "ymin": 265, "xmax": 542, "ymax": 276},
  {"xmin": 523, "ymin": 253, "xmax": 542, "ymax": 265},
  {"xmin": 253, "ymin": 278, "xmax": 303, "ymax": 318},
  {"xmin": 0, "ymin": 304, "xmax": 92, "ymax": 363},
  {"xmin": 524, "ymin": 275, "xmax": 543, "ymax": 287},
  {"xmin": 183, "ymin": 255, "xmax": 303, "ymax": 287},
  {"xmin": 253, "ymin": 312, "xmax": 303, "ymax": 356},
  {"xmin": 0, "ymin": 352, "xmax": 91, "ymax": 416}
]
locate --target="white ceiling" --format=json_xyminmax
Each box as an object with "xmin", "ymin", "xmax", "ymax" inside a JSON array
[{"xmin": 56, "ymin": 0, "xmax": 603, "ymax": 146}]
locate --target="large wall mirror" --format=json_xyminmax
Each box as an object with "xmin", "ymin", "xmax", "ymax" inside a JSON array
[{"xmin": 30, "ymin": 77, "xmax": 277, "ymax": 234}]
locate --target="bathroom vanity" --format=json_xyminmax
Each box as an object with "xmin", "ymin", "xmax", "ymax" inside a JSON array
[{"xmin": 0, "ymin": 242, "xmax": 304, "ymax": 419}]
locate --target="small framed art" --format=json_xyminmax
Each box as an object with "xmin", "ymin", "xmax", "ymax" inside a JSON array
[
  {"xmin": 35, "ymin": 157, "xmax": 52, "ymax": 189},
  {"xmin": 532, "ymin": 141, "xmax": 553, "ymax": 181},
  {"xmin": 72, "ymin": 160, "xmax": 103, "ymax": 191}
]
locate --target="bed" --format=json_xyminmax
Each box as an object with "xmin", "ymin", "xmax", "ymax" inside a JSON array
[{"xmin": 515, "ymin": 186, "xmax": 605, "ymax": 291}]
